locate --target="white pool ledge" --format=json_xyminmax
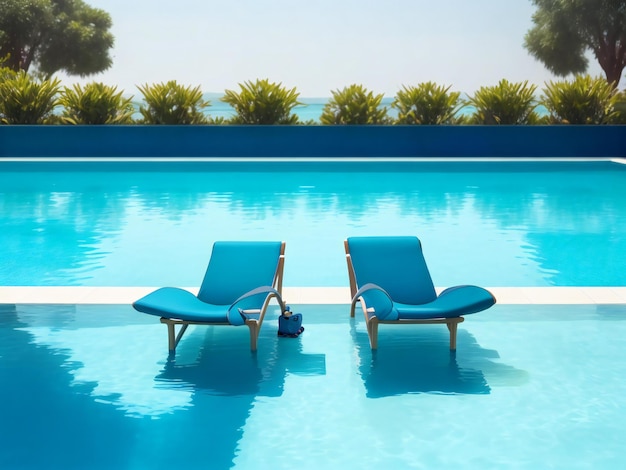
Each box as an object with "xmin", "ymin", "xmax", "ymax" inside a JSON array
[{"xmin": 1, "ymin": 286, "xmax": 626, "ymax": 305}]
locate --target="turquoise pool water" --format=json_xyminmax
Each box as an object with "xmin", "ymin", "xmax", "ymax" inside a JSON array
[
  {"xmin": 2, "ymin": 159, "xmax": 626, "ymax": 469},
  {"xmin": 1, "ymin": 160, "xmax": 625, "ymax": 287},
  {"xmin": 2, "ymin": 302, "xmax": 625, "ymax": 469}
]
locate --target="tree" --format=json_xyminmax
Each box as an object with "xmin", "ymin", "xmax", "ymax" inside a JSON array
[
  {"xmin": 0, "ymin": 0, "xmax": 114, "ymax": 77},
  {"xmin": 524, "ymin": 0, "xmax": 626, "ymax": 88}
]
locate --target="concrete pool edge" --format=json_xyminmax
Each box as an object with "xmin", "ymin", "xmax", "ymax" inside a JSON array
[{"xmin": 1, "ymin": 286, "xmax": 626, "ymax": 305}]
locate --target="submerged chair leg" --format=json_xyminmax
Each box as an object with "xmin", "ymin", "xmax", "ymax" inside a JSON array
[
  {"xmin": 446, "ymin": 318, "xmax": 464, "ymax": 351},
  {"xmin": 349, "ymin": 299, "xmax": 358, "ymax": 318},
  {"xmin": 161, "ymin": 318, "xmax": 189, "ymax": 352},
  {"xmin": 246, "ymin": 319, "xmax": 259, "ymax": 352},
  {"xmin": 368, "ymin": 316, "xmax": 379, "ymax": 350}
]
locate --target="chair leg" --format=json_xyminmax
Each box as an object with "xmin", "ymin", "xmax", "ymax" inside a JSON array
[
  {"xmin": 349, "ymin": 299, "xmax": 357, "ymax": 318},
  {"xmin": 175, "ymin": 324, "xmax": 189, "ymax": 350},
  {"xmin": 246, "ymin": 319, "xmax": 259, "ymax": 352},
  {"xmin": 368, "ymin": 316, "xmax": 379, "ymax": 350},
  {"xmin": 162, "ymin": 319, "xmax": 188, "ymax": 352},
  {"xmin": 166, "ymin": 321, "xmax": 176, "ymax": 351},
  {"xmin": 447, "ymin": 320, "xmax": 459, "ymax": 351}
]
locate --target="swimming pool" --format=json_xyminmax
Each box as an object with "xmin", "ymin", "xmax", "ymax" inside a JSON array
[
  {"xmin": 1, "ymin": 159, "xmax": 625, "ymax": 287},
  {"xmin": 1, "ymin": 158, "xmax": 626, "ymax": 469}
]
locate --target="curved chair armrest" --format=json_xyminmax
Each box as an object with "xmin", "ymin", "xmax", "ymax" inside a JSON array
[
  {"xmin": 228, "ymin": 285, "xmax": 286, "ymax": 324},
  {"xmin": 351, "ymin": 283, "xmax": 395, "ymax": 320}
]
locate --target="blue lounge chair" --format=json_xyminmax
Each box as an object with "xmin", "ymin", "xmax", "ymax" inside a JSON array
[
  {"xmin": 344, "ymin": 236, "xmax": 496, "ymax": 350},
  {"xmin": 133, "ymin": 241, "xmax": 286, "ymax": 352}
]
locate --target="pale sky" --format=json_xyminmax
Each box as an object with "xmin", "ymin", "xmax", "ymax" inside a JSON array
[{"xmin": 59, "ymin": 0, "xmax": 605, "ymax": 97}]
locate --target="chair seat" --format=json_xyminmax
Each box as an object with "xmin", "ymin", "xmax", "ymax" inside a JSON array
[
  {"xmin": 393, "ymin": 285, "xmax": 496, "ymax": 320},
  {"xmin": 133, "ymin": 287, "xmax": 238, "ymax": 324}
]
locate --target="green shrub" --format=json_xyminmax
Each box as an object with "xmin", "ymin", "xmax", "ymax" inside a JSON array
[
  {"xmin": 222, "ymin": 79, "xmax": 302, "ymax": 124},
  {"xmin": 1, "ymin": 65, "xmax": 16, "ymax": 81},
  {"xmin": 320, "ymin": 84, "xmax": 390, "ymax": 125},
  {"xmin": 207, "ymin": 115, "xmax": 228, "ymax": 125},
  {"xmin": 467, "ymin": 79, "xmax": 541, "ymax": 124},
  {"xmin": 541, "ymin": 75, "xmax": 620, "ymax": 124},
  {"xmin": 138, "ymin": 81, "xmax": 209, "ymax": 124},
  {"xmin": 613, "ymin": 91, "xmax": 626, "ymax": 124},
  {"xmin": 392, "ymin": 82, "xmax": 463, "ymax": 124},
  {"xmin": 0, "ymin": 70, "xmax": 60, "ymax": 124},
  {"xmin": 59, "ymin": 82, "xmax": 135, "ymax": 124}
]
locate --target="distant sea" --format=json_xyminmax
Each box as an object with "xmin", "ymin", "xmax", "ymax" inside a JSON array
[
  {"xmin": 202, "ymin": 94, "xmax": 537, "ymax": 122},
  {"xmin": 205, "ymin": 95, "xmax": 336, "ymax": 122},
  {"xmin": 202, "ymin": 95, "xmax": 401, "ymax": 122},
  {"xmin": 132, "ymin": 94, "xmax": 546, "ymax": 122}
]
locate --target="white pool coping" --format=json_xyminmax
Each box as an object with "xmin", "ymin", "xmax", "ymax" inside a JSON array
[
  {"xmin": 1, "ymin": 286, "xmax": 626, "ymax": 305},
  {"xmin": 2, "ymin": 157, "xmax": 626, "ymax": 163}
]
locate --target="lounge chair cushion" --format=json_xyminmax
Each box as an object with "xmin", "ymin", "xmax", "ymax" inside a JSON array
[
  {"xmin": 197, "ymin": 241, "xmax": 283, "ymax": 305},
  {"xmin": 133, "ymin": 285, "xmax": 280, "ymax": 326},
  {"xmin": 356, "ymin": 283, "xmax": 495, "ymax": 321},
  {"xmin": 393, "ymin": 285, "xmax": 496, "ymax": 320},
  {"xmin": 348, "ymin": 236, "xmax": 438, "ymax": 305},
  {"xmin": 133, "ymin": 287, "xmax": 234, "ymax": 323}
]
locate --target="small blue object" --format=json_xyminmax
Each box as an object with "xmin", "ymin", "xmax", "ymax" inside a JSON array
[{"xmin": 278, "ymin": 306, "xmax": 304, "ymax": 338}]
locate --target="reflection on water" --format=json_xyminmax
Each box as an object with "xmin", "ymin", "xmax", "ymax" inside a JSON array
[
  {"xmin": 1, "ymin": 161, "xmax": 625, "ymax": 286},
  {"xmin": 14, "ymin": 309, "xmax": 326, "ymax": 418},
  {"xmin": 350, "ymin": 321, "xmax": 529, "ymax": 397},
  {"xmin": 0, "ymin": 303, "xmax": 326, "ymax": 469}
]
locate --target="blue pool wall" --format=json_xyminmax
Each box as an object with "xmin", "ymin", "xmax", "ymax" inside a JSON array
[{"xmin": 0, "ymin": 125, "xmax": 624, "ymax": 158}]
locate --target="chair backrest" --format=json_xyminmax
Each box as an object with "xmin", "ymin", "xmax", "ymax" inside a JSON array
[
  {"xmin": 197, "ymin": 241, "xmax": 284, "ymax": 305},
  {"xmin": 346, "ymin": 236, "xmax": 437, "ymax": 305}
]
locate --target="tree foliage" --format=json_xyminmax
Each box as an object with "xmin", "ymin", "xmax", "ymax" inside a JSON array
[
  {"xmin": 320, "ymin": 84, "xmax": 390, "ymax": 125},
  {"xmin": 60, "ymin": 82, "xmax": 135, "ymax": 124},
  {"xmin": 614, "ymin": 91, "xmax": 626, "ymax": 123},
  {"xmin": 392, "ymin": 82, "xmax": 463, "ymax": 124},
  {"xmin": 524, "ymin": 0, "xmax": 626, "ymax": 87},
  {"xmin": 138, "ymin": 81, "xmax": 210, "ymax": 124},
  {"xmin": 467, "ymin": 79, "xmax": 541, "ymax": 124},
  {"xmin": 0, "ymin": 69, "xmax": 60, "ymax": 123},
  {"xmin": 541, "ymin": 74, "xmax": 620, "ymax": 124},
  {"xmin": 0, "ymin": 0, "xmax": 114, "ymax": 77},
  {"xmin": 222, "ymin": 79, "xmax": 302, "ymax": 124}
]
